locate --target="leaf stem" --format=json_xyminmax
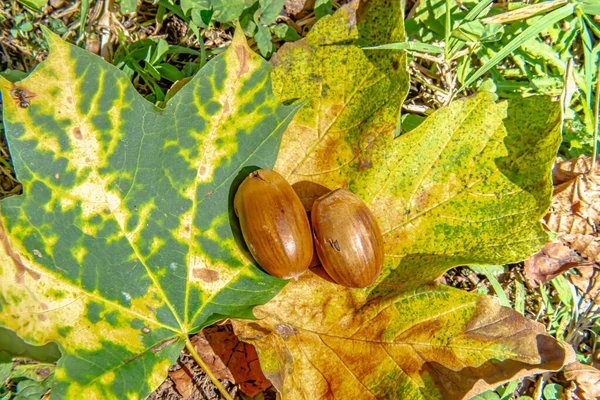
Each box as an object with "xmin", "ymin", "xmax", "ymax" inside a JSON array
[{"xmin": 184, "ymin": 335, "xmax": 233, "ymax": 400}]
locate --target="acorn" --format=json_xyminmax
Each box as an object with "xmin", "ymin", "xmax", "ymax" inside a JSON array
[
  {"xmin": 234, "ymin": 169, "xmax": 314, "ymax": 279},
  {"xmin": 311, "ymin": 189, "xmax": 384, "ymax": 288}
]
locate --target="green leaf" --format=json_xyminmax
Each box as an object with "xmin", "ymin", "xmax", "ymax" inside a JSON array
[
  {"xmin": 255, "ymin": 24, "xmax": 274, "ymax": 57},
  {"xmin": 14, "ymin": 377, "xmax": 52, "ymax": 400},
  {"xmin": 155, "ymin": 64, "xmax": 184, "ymax": 82},
  {"xmin": 400, "ymin": 114, "xmax": 426, "ymax": 134},
  {"xmin": 120, "ymin": 0, "xmax": 138, "ymax": 14},
  {"xmin": 543, "ymin": 383, "xmax": 563, "ymax": 400},
  {"xmin": 580, "ymin": 2, "xmax": 600, "ymax": 16},
  {"xmin": 212, "ymin": 0, "xmax": 254, "ymax": 22},
  {"xmin": 471, "ymin": 390, "xmax": 502, "ymax": 400},
  {"xmin": 314, "ymin": 0, "xmax": 333, "ymax": 20},
  {"xmin": 452, "ymin": 20, "xmax": 504, "ymax": 42},
  {"xmin": 79, "ymin": 0, "xmax": 91, "ymax": 37},
  {"xmin": 460, "ymin": 3, "xmax": 575, "ymax": 90},
  {"xmin": 0, "ymin": 351, "xmax": 11, "ymax": 385},
  {"xmin": 0, "ymin": 27, "xmax": 300, "ymax": 398},
  {"xmin": 362, "ymin": 41, "xmax": 444, "ymax": 54},
  {"xmin": 258, "ymin": 0, "xmax": 284, "ymax": 25},
  {"xmin": 15, "ymin": 0, "xmax": 46, "ymax": 13},
  {"xmin": 271, "ymin": 24, "xmax": 301, "ymax": 42},
  {"xmin": 0, "ymin": 327, "xmax": 60, "ymax": 362}
]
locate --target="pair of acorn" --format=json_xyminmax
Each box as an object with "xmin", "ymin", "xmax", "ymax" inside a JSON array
[{"xmin": 234, "ymin": 169, "xmax": 384, "ymax": 288}]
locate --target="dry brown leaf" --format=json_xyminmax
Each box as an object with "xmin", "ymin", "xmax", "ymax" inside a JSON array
[
  {"xmin": 168, "ymin": 366, "xmax": 194, "ymax": 399},
  {"xmin": 563, "ymin": 361, "xmax": 600, "ymax": 399},
  {"xmin": 524, "ymin": 241, "xmax": 585, "ymax": 287},
  {"xmin": 192, "ymin": 324, "xmax": 272, "ymax": 397},
  {"xmin": 191, "ymin": 330, "xmax": 233, "ymax": 381},
  {"xmin": 561, "ymin": 233, "xmax": 600, "ymax": 263},
  {"xmin": 568, "ymin": 265, "xmax": 600, "ymax": 305},
  {"xmin": 546, "ymin": 156, "xmax": 600, "ymax": 235}
]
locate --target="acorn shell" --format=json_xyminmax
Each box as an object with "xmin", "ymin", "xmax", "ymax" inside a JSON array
[
  {"xmin": 311, "ymin": 188, "xmax": 384, "ymax": 288},
  {"xmin": 234, "ymin": 169, "xmax": 314, "ymax": 279}
]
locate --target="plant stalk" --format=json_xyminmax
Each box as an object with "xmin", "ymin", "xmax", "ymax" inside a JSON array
[{"xmin": 184, "ymin": 336, "xmax": 233, "ymax": 400}]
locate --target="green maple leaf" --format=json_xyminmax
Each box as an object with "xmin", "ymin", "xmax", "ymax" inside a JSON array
[{"xmin": 0, "ymin": 27, "xmax": 299, "ymax": 398}]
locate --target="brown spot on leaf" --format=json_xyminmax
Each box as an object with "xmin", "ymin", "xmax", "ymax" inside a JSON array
[
  {"xmin": 193, "ymin": 268, "xmax": 220, "ymax": 282},
  {"xmin": 0, "ymin": 227, "xmax": 40, "ymax": 284},
  {"xmin": 357, "ymin": 157, "xmax": 372, "ymax": 171},
  {"xmin": 204, "ymin": 190, "xmax": 214, "ymax": 199},
  {"xmin": 72, "ymin": 127, "xmax": 83, "ymax": 140},
  {"xmin": 67, "ymin": 96, "xmax": 73, "ymax": 104},
  {"xmin": 199, "ymin": 165, "xmax": 207, "ymax": 176},
  {"xmin": 223, "ymin": 100, "xmax": 230, "ymax": 114},
  {"xmin": 37, "ymin": 303, "xmax": 49, "ymax": 321},
  {"xmin": 274, "ymin": 324, "xmax": 298, "ymax": 339},
  {"xmin": 414, "ymin": 190, "xmax": 430, "ymax": 211},
  {"xmin": 235, "ymin": 45, "xmax": 249, "ymax": 76}
]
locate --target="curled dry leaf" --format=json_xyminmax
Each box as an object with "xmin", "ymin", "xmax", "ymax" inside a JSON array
[
  {"xmin": 524, "ymin": 241, "xmax": 587, "ymax": 288},
  {"xmin": 563, "ymin": 361, "xmax": 600, "ymax": 400}
]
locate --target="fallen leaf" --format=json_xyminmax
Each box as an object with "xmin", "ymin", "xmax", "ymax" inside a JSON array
[
  {"xmin": 568, "ymin": 265, "xmax": 600, "ymax": 305},
  {"xmin": 272, "ymin": 0, "xmax": 562, "ymax": 291},
  {"xmin": 233, "ymin": 274, "xmax": 572, "ymax": 400},
  {"xmin": 191, "ymin": 330, "xmax": 233, "ymax": 381},
  {"xmin": 560, "ymin": 234, "xmax": 600, "ymax": 263},
  {"xmin": 0, "ymin": 26, "xmax": 298, "ymax": 398},
  {"xmin": 563, "ymin": 361, "xmax": 600, "ymax": 400},
  {"xmin": 192, "ymin": 324, "xmax": 272, "ymax": 397},
  {"xmin": 524, "ymin": 241, "xmax": 585, "ymax": 288},
  {"xmin": 546, "ymin": 156, "xmax": 600, "ymax": 235},
  {"xmin": 168, "ymin": 366, "xmax": 194, "ymax": 399}
]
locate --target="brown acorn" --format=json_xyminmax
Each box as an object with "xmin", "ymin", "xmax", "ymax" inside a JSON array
[
  {"xmin": 234, "ymin": 169, "xmax": 314, "ymax": 279},
  {"xmin": 311, "ymin": 189, "xmax": 384, "ymax": 288}
]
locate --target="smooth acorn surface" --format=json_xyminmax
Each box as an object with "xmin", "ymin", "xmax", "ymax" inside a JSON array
[
  {"xmin": 234, "ymin": 169, "xmax": 314, "ymax": 279},
  {"xmin": 311, "ymin": 189, "xmax": 384, "ymax": 288}
]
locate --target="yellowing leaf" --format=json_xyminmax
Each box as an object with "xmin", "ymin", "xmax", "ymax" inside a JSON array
[
  {"xmin": 230, "ymin": 1, "xmax": 568, "ymax": 397},
  {"xmin": 0, "ymin": 27, "xmax": 299, "ymax": 398},
  {"xmin": 270, "ymin": 0, "xmax": 561, "ymax": 291},
  {"xmin": 233, "ymin": 273, "xmax": 572, "ymax": 399}
]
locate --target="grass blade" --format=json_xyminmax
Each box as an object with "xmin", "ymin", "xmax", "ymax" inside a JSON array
[
  {"xmin": 481, "ymin": 0, "xmax": 568, "ymax": 24},
  {"xmin": 362, "ymin": 42, "xmax": 443, "ymax": 54},
  {"xmin": 459, "ymin": 4, "xmax": 575, "ymax": 91},
  {"xmin": 79, "ymin": 0, "xmax": 91, "ymax": 38}
]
